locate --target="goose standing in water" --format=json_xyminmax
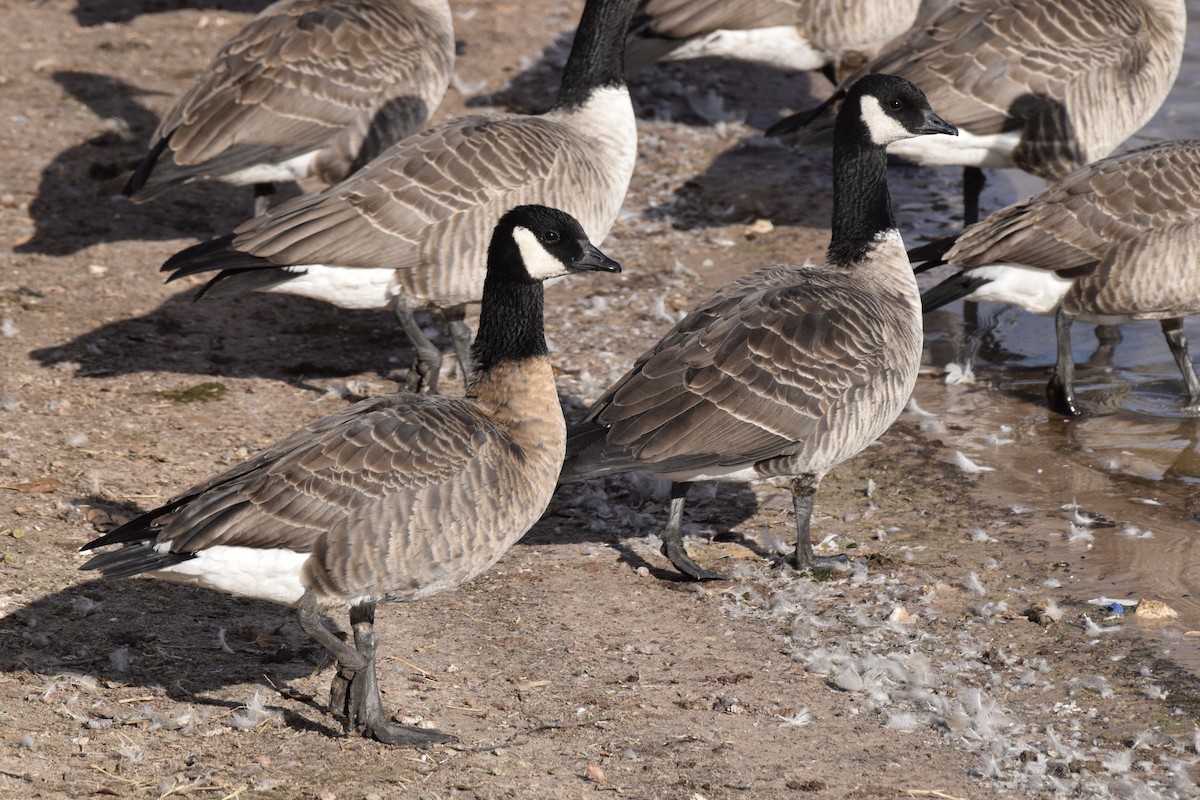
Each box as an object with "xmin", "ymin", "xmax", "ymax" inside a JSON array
[
  {"xmin": 160, "ymin": 0, "xmax": 639, "ymax": 393},
  {"xmin": 915, "ymin": 140, "xmax": 1200, "ymax": 417},
  {"xmin": 767, "ymin": 0, "xmax": 1187, "ymax": 225},
  {"xmin": 122, "ymin": 0, "xmax": 455, "ymax": 216},
  {"xmin": 80, "ymin": 206, "xmax": 621, "ymax": 746},
  {"xmin": 560, "ymin": 74, "xmax": 956, "ymax": 580}
]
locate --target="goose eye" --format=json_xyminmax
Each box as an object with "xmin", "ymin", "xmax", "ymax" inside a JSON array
[
  {"xmin": 890, "ymin": 99, "xmax": 903, "ymax": 110},
  {"xmin": 542, "ymin": 230, "xmax": 560, "ymax": 244}
]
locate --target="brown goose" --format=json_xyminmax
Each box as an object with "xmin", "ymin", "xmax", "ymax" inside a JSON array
[
  {"xmin": 768, "ymin": 0, "xmax": 1187, "ymax": 224},
  {"xmin": 560, "ymin": 74, "xmax": 956, "ymax": 580},
  {"xmin": 80, "ymin": 205, "xmax": 621, "ymax": 746},
  {"xmin": 123, "ymin": 0, "xmax": 455, "ymax": 216},
  {"xmin": 915, "ymin": 140, "xmax": 1200, "ymax": 416},
  {"xmin": 625, "ymin": 0, "xmax": 922, "ymax": 78},
  {"xmin": 160, "ymin": 0, "xmax": 639, "ymax": 394}
]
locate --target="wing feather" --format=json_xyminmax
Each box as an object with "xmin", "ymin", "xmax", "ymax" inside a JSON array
[
  {"xmin": 132, "ymin": 0, "xmax": 453, "ymax": 193},
  {"xmin": 86, "ymin": 395, "xmax": 489, "ymax": 556},
  {"xmin": 565, "ymin": 265, "xmax": 899, "ymax": 477}
]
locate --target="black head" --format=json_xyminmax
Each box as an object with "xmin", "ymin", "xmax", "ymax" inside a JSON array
[
  {"xmin": 489, "ymin": 205, "xmax": 622, "ymax": 284},
  {"xmin": 839, "ymin": 74, "xmax": 958, "ymax": 146},
  {"xmin": 473, "ymin": 206, "xmax": 620, "ymax": 371}
]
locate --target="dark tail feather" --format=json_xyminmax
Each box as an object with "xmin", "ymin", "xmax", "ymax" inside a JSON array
[
  {"xmin": 79, "ymin": 542, "xmax": 194, "ymax": 578},
  {"xmin": 163, "ymin": 232, "xmax": 299, "ymax": 298},
  {"xmin": 623, "ymin": 32, "xmax": 687, "ymax": 76},
  {"xmin": 907, "ymin": 234, "xmax": 959, "ymax": 274},
  {"xmin": 560, "ymin": 421, "xmax": 725, "ymax": 484},
  {"xmin": 197, "ymin": 266, "xmax": 301, "ymax": 299},
  {"xmin": 79, "ymin": 494, "xmax": 197, "ymax": 577},
  {"xmin": 80, "ymin": 494, "xmax": 195, "ymax": 553},
  {"xmin": 921, "ymin": 272, "xmax": 989, "ymax": 313},
  {"xmin": 559, "ymin": 422, "xmax": 614, "ymax": 484},
  {"xmin": 123, "ymin": 137, "xmax": 172, "ymax": 199},
  {"xmin": 162, "ymin": 234, "xmax": 247, "ymax": 280},
  {"xmin": 163, "ymin": 235, "xmax": 302, "ymax": 299},
  {"xmin": 163, "ymin": 234, "xmax": 303, "ymax": 297}
]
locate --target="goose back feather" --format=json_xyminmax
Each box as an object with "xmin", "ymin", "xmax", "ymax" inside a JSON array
[
  {"xmin": 564, "ymin": 256, "xmax": 922, "ymax": 484},
  {"xmin": 125, "ymin": 0, "xmax": 455, "ymax": 202},
  {"xmin": 205, "ymin": 100, "xmax": 636, "ymax": 308},
  {"xmin": 917, "ymin": 140, "xmax": 1200, "ymax": 320}
]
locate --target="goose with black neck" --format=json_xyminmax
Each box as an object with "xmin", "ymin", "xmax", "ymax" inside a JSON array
[
  {"xmin": 560, "ymin": 74, "xmax": 956, "ymax": 581},
  {"xmin": 161, "ymin": 0, "xmax": 639, "ymax": 394},
  {"xmin": 81, "ymin": 205, "xmax": 621, "ymax": 746}
]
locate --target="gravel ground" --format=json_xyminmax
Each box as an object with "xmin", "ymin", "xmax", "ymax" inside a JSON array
[{"xmin": 2, "ymin": 1, "xmax": 1198, "ymax": 798}]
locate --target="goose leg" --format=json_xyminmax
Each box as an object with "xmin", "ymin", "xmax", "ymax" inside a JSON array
[
  {"xmin": 1086, "ymin": 324, "xmax": 1123, "ymax": 367},
  {"xmin": 962, "ymin": 166, "xmax": 986, "ymax": 225},
  {"xmin": 346, "ymin": 604, "xmax": 456, "ymax": 746},
  {"xmin": 297, "ymin": 604, "xmax": 454, "ymax": 746},
  {"xmin": 1161, "ymin": 317, "xmax": 1200, "ymax": 409},
  {"xmin": 1047, "ymin": 305, "xmax": 1083, "ymax": 417},
  {"xmin": 445, "ymin": 308, "xmax": 475, "ymax": 387},
  {"xmin": 298, "ymin": 606, "xmax": 362, "ymax": 720},
  {"xmin": 660, "ymin": 482, "xmax": 728, "ymax": 581},
  {"xmin": 959, "ymin": 166, "xmax": 988, "ymax": 334},
  {"xmin": 253, "ymin": 182, "xmax": 276, "ymax": 217},
  {"xmin": 791, "ymin": 476, "xmax": 850, "ymax": 571},
  {"xmin": 393, "ymin": 301, "xmax": 444, "ymax": 394}
]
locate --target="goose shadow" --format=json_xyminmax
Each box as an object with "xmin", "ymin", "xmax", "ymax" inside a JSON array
[
  {"xmin": 72, "ymin": 0, "xmax": 270, "ymax": 26},
  {"xmin": 464, "ymin": 29, "xmax": 822, "ymax": 130},
  {"xmin": 541, "ymin": 475, "xmax": 764, "ymax": 579},
  {"xmin": 0, "ymin": 570, "xmax": 340, "ymax": 736},
  {"xmin": 29, "ymin": 289, "xmax": 409, "ymax": 384},
  {"xmin": 649, "ymin": 129, "xmax": 987, "ymax": 234},
  {"xmin": 644, "ymin": 135, "xmax": 836, "ymax": 231},
  {"xmin": 16, "ymin": 71, "xmax": 299, "ymax": 256},
  {"xmin": 628, "ymin": 57, "xmax": 824, "ymax": 130}
]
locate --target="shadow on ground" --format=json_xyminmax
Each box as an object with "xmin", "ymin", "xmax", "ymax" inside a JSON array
[
  {"xmin": 29, "ymin": 290, "xmax": 408, "ymax": 384},
  {"xmin": 72, "ymin": 0, "xmax": 270, "ymax": 27},
  {"xmin": 17, "ymin": 71, "xmax": 300, "ymax": 256}
]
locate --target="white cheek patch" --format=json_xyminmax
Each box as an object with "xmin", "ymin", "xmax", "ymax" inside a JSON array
[
  {"xmin": 512, "ymin": 225, "xmax": 570, "ymax": 280},
  {"xmin": 859, "ymin": 96, "xmax": 914, "ymax": 146}
]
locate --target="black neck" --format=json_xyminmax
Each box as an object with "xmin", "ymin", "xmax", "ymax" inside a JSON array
[
  {"xmin": 826, "ymin": 119, "xmax": 895, "ymax": 267},
  {"xmin": 555, "ymin": 0, "xmax": 635, "ymax": 110},
  {"xmin": 470, "ymin": 278, "xmax": 548, "ymax": 374}
]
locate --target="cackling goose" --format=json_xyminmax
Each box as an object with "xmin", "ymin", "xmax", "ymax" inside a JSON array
[
  {"xmin": 80, "ymin": 205, "xmax": 621, "ymax": 746},
  {"xmin": 915, "ymin": 140, "xmax": 1200, "ymax": 416},
  {"xmin": 767, "ymin": 0, "xmax": 1187, "ymax": 224},
  {"xmin": 560, "ymin": 74, "xmax": 956, "ymax": 580},
  {"xmin": 123, "ymin": 0, "xmax": 455, "ymax": 216},
  {"xmin": 160, "ymin": 0, "xmax": 639, "ymax": 394}
]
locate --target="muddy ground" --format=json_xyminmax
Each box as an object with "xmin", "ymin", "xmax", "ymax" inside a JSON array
[{"xmin": 2, "ymin": 1, "xmax": 1199, "ymax": 798}]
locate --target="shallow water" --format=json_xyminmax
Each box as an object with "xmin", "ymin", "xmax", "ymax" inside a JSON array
[{"xmin": 894, "ymin": 2, "xmax": 1200, "ymax": 673}]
